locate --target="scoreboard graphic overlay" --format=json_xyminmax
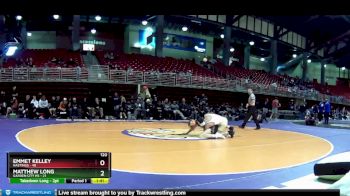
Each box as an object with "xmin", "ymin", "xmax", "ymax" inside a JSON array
[{"xmin": 7, "ymin": 152, "xmax": 111, "ymax": 184}]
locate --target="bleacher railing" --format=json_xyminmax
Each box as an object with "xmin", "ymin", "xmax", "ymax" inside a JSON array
[{"xmin": 0, "ymin": 66, "xmax": 349, "ymax": 106}]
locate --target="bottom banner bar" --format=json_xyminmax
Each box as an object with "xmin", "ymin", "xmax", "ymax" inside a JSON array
[{"xmin": 55, "ymin": 189, "xmax": 339, "ymax": 196}]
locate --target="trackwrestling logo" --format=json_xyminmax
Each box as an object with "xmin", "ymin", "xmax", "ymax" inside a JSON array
[{"xmin": 122, "ymin": 129, "xmax": 205, "ymax": 140}]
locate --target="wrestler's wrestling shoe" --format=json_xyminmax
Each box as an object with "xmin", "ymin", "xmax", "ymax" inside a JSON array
[{"xmin": 228, "ymin": 127, "xmax": 235, "ymax": 138}]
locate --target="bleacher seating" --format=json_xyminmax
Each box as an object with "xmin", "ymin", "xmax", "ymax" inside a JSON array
[
  {"xmin": 211, "ymin": 61, "xmax": 350, "ymax": 100},
  {"xmin": 2, "ymin": 49, "xmax": 350, "ymax": 100},
  {"xmin": 2, "ymin": 49, "xmax": 84, "ymax": 68},
  {"xmin": 212, "ymin": 62, "xmax": 281, "ymax": 85},
  {"xmin": 95, "ymin": 51, "xmax": 218, "ymax": 77}
]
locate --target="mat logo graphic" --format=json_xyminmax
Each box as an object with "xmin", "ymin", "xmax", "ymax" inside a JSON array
[
  {"xmin": 124, "ymin": 129, "xmax": 204, "ymax": 140},
  {"xmin": 5, "ymin": 190, "xmax": 10, "ymax": 196}
]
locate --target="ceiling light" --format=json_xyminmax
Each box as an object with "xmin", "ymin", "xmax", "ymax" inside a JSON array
[{"xmin": 95, "ymin": 15, "xmax": 101, "ymax": 21}]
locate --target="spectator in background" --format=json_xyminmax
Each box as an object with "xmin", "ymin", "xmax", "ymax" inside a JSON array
[
  {"xmin": 15, "ymin": 58, "xmax": 21, "ymax": 67},
  {"xmin": 28, "ymin": 57, "xmax": 33, "ymax": 67},
  {"xmin": 152, "ymin": 94, "xmax": 158, "ymax": 106},
  {"xmin": 6, "ymin": 97, "xmax": 18, "ymax": 117},
  {"xmin": 270, "ymin": 97, "xmax": 281, "ymax": 120},
  {"xmin": 200, "ymin": 93, "xmax": 208, "ymax": 105},
  {"xmin": 298, "ymin": 101, "xmax": 307, "ymax": 120},
  {"xmin": 30, "ymin": 95, "xmax": 39, "ymax": 109},
  {"xmin": 56, "ymin": 96, "xmax": 61, "ymax": 105},
  {"xmin": 38, "ymin": 95, "xmax": 50, "ymax": 119},
  {"xmin": 51, "ymin": 57, "xmax": 57, "ymax": 63},
  {"xmin": 0, "ymin": 91, "xmax": 7, "ymax": 115},
  {"xmin": 104, "ymin": 52, "xmax": 111, "ymax": 60},
  {"xmin": 162, "ymin": 98, "xmax": 172, "ymax": 119},
  {"xmin": 85, "ymin": 96, "xmax": 95, "ymax": 119},
  {"xmin": 289, "ymin": 99, "xmax": 295, "ymax": 111},
  {"xmin": 11, "ymin": 86, "xmax": 18, "ymax": 99},
  {"xmin": 134, "ymin": 96, "xmax": 144, "ymax": 119},
  {"xmin": 318, "ymin": 100, "xmax": 325, "ymax": 123},
  {"xmin": 119, "ymin": 96, "xmax": 127, "ymax": 120},
  {"xmin": 23, "ymin": 95, "xmax": 31, "ymax": 118},
  {"xmin": 24, "ymin": 58, "xmax": 29, "ymax": 66},
  {"xmin": 112, "ymin": 92, "xmax": 121, "ymax": 118},
  {"xmin": 171, "ymin": 101, "xmax": 186, "ymax": 120},
  {"xmin": 305, "ymin": 109, "xmax": 316, "ymax": 126},
  {"xmin": 324, "ymin": 99, "xmax": 331, "ymax": 125},
  {"xmin": 103, "ymin": 94, "xmax": 114, "ymax": 120},
  {"xmin": 261, "ymin": 98, "xmax": 270, "ymax": 123},
  {"xmin": 69, "ymin": 97, "xmax": 81, "ymax": 119},
  {"xmin": 80, "ymin": 97, "xmax": 90, "ymax": 119},
  {"xmin": 342, "ymin": 107, "xmax": 347, "ymax": 120},
  {"xmin": 139, "ymin": 86, "xmax": 151, "ymax": 101},
  {"xmin": 37, "ymin": 92, "xmax": 43, "ymax": 100},
  {"xmin": 179, "ymin": 98, "xmax": 190, "ymax": 118},
  {"xmin": 126, "ymin": 99, "xmax": 135, "ymax": 120},
  {"xmin": 109, "ymin": 52, "xmax": 115, "ymax": 60},
  {"xmin": 49, "ymin": 96, "xmax": 58, "ymax": 118},
  {"xmin": 57, "ymin": 98, "xmax": 68, "ymax": 119},
  {"xmin": 127, "ymin": 66, "xmax": 133, "ymax": 74},
  {"xmin": 311, "ymin": 104, "xmax": 319, "ymax": 119},
  {"xmin": 154, "ymin": 100, "xmax": 163, "ymax": 120},
  {"xmin": 144, "ymin": 98, "xmax": 154, "ymax": 120},
  {"xmin": 67, "ymin": 58, "xmax": 76, "ymax": 66},
  {"xmin": 93, "ymin": 98, "xmax": 104, "ymax": 119},
  {"xmin": 76, "ymin": 65, "xmax": 81, "ymax": 80},
  {"xmin": 30, "ymin": 95, "xmax": 39, "ymax": 119}
]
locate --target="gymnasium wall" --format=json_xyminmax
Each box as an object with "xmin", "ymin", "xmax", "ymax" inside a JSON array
[
  {"xmin": 80, "ymin": 32, "xmax": 124, "ymax": 52},
  {"xmin": 26, "ymin": 31, "xmax": 123, "ymax": 51},
  {"xmin": 27, "ymin": 31, "xmax": 57, "ymax": 49},
  {"xmin": 249, "ymin": 59, "xmax": 348, "ymax": 85},
  {"xmin": 285, "ymin": 62, "xmax": 303, "ymax": 79},
  {"xmin": 249, "ymin": 56, "xmax": 270, "ymax": 72},
  {"xmin": 306, "ymin": 63, "xmax": 346, "ymax": 85}
]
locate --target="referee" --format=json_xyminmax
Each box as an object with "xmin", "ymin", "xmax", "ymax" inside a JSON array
[{"xmin": 239, "ymin": 88, "xmax": 261, "ymax": 130}]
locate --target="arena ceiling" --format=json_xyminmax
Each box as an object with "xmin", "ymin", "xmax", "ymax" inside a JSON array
[
  {"xmin": 3, "ymin": 13, "xmax": 350, "ymax": 68},
  {"xmin": 259, "ymin": 16, "xmax": 350, "ymax": 67}
]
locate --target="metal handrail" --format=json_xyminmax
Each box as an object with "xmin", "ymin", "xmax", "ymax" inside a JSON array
[{"xmin": 0, "ymin": 67, "xmax": 349, "ymax": 105}]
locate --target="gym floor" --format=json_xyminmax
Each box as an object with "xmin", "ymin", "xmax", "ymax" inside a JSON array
[{"xmin": 0, "ymin": 119, "xmax": 349, "ymax": 190}]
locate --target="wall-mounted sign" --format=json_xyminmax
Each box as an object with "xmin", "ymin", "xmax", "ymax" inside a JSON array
[
  {"xmin": 134, "ymin": 27, "xmax": 206, "ymax": 53},
  {"xmin": 163, "ymin": 33, "xmax": 206, "ymax": 53},
  {"xmin": 134, "ymin": 27, "xmax": 156, "ymax": 49},
  {"xmin": 80, "ymin": 40, "xmax": 106, "ymax": 46},
  {"xmin": 83, "ymin": 44, "xmax": 95, "ymax": 51}
]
